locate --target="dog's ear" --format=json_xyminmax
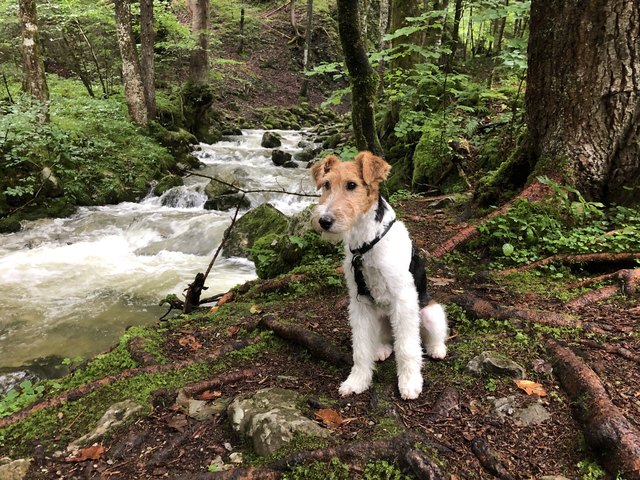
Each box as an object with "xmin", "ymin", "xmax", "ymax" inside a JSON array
[
  {"xmin": 355, "ymin": 151, "xmax": 391, "ymax": 186},
  {"xmin": 311, "ymin": 155, "xmax": 340, "ymax": 187}
]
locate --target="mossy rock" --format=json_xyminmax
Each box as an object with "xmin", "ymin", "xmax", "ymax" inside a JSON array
[
  {"xmin": 412, "ymin": 126, "xmax": 452, "ymax": 191},
  {"xmin": 0, "ymin": 216, "xmax": 21, "ymax": 233},
  {"xmin": 204, "ymin": 169, "xmax": 248, "ymax": 199},
  {"xmin": 153, "ymin": 175, "xmax": 184, "ymax": 196},
  {"xmin": 223, "ymin": 203, "xmax": 289, "ymax": 258},
  {"xmin": 204, "ymin": 193, "xmax": 250, "ymax": 211}
]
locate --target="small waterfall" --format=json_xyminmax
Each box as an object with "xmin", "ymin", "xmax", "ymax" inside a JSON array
[{"xmin": 0, "ymin": 130, "xmax": 317, "ymax": 377}]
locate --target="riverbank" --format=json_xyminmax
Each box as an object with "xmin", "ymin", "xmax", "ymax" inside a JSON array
[{"xmin": 2, "ymin": 194, "xmax": 638, "ymax": 479}]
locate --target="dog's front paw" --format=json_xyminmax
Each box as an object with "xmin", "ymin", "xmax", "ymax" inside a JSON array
[
  {"xmin": 398, "ymin": 371, "xmax": 423, "ymax": 400},
  {"xmin": 375, "ymin": 344, "xmax": 393, "ymax": 361},
  {"xmin": 339, "ymin": 372, "xmax": 372, "ymax": 396},
  {"xmin": 425, "ymin": 343, "xmax": 447, "ymax": 360}
]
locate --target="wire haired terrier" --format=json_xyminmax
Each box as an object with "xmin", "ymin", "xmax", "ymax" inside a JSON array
[{"xmin": 311, "ymin": 151, "xmax": 448, "ymax": 400}]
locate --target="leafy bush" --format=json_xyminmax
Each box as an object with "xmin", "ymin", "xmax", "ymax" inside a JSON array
[{"xmin": 476, "ymin": 177, "xmax": 640, "ymax": 266}]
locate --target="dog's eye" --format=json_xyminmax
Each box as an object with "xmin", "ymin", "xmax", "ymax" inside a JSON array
[
  {"xmin": 346, "ymin": 181, "xmax": 357, "ymax": 191},
  {"xmin": 323, "ymin": 181, "xmax": 331, "ymax": 191}
]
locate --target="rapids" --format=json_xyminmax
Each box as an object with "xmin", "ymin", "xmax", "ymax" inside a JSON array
[{"xmin": 0, "ymin": 130, "xmax": 317, "ymax": 375}]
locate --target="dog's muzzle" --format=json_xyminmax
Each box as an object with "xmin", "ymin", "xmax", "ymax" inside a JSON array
[{"xmin": 318, "ymin": 215, "xmax": 334, "ymax": 231}]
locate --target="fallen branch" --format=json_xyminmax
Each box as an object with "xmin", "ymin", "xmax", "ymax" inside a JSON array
[
  {"xmin": 0, "ymin": 337, "xmax": 260, "ymax": 429},
  {"xmin": 183, "ymin": 368, "xmax": 256, "ymax": 397},
  {"xmin": 126, "ymin": 337, "xmax": 157, "ymax": 367},
  {"xmin": 497, "ymin": 252, "xmax": 640, "ymax": 276},
  {"xmin": 236, "ymin": 274, "xmax": 306, "ymax": 298},
  {"xmin": 425, "ymin": 386, "xmax": 459, "ymax": 421},
  {"xmin": 270, "ymin": 432, "xmax": 451, "ymax": 472},
  {"xmin": 577, "ymin": 339, "xmax": 640, "ymax": 364},
  {"xmin": 431, "ymin": 181, "xmax": 549, "ymax": 258},
  {"xmin": 450, "ymin": 293, "xmax": 601, "ymax": 332},
  {"xmin": 258, "ymin": 314, "xmax": 352, "ymax": 367},
  {"xmin": 470, "ymin": 437, "xmax": 516, "ymax": 480},
  {"xmin": 185, "ymin": 170, "xmax": 319, "ymax": 198},
  {"xmin": 546, "ymin": 339, "xmax": 640, "ymax": 478}
]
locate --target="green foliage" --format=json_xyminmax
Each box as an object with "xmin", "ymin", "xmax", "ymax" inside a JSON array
[
  {"xmin": 476, "ymin": 177, "xmax": 640, "ymax": 267},
  {"xmin": 362, "ymin": 460, "xmax": 411, "ymax": 480},
  {"xmin": 0, "ymin": 381, "xmax": 45, "ymax": 418},
  {"xmin": 282, "ymin": 457, "xmax": 350, "ymax": 480},
  {"xmin": 576, "ymin": 458, "xmax": 606, "ymax": 480}
]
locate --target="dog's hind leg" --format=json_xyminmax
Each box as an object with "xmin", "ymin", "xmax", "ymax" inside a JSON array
[
  {"xmin": 420, "ymin": 303, "xmax": 448, "ymax": 359},
  {"xmin": 389, "ymin": 300, "xmax": 424, "ymax": 400},
  {"xmin": 339, "ymin": 300, "xmax": 380, "ymax": 396},
  {"xmin": 375, "ymin": 315, "xmax": 393, "ymax": 361}
]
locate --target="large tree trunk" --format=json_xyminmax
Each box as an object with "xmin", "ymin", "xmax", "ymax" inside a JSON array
[
  {"xmin": 525, "ymin": 0, "xmax": 640, "ymax": 205},
  {"xmin": 19, "ymin": 0, "xmax": 49, "ymax": 113},
  {"xmin": 139, "ymin": 0, "xmax": 156, "ymax": 119},
  {"xmin": 188, "ymin": 0, "xmax": 210, "ymax": 84},
  {"xmin": 337, "ymin": 0, "xmax": 383, "ymax": 155},
  {"xmin": 114, "ymin": 0, "xmax": 149, "ymax": 126}
]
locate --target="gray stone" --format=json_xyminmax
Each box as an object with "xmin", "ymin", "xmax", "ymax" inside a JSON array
[
  {"xmin": 493, "ymin": 396, "xmax": 516, "ymax": 417},
  {"xmin": 204, "ymin": 193, "xmax": 251, "ymax": 212},
  {"xmin": 228, "ymin": 388, "xmax": 329, "ymax": 456},
  {"xmin": 282, "ymin": 160, "xmax": 299, "ymax": 169},
  {"xmin": 176, "ymin": 389, "xmax": 232, "ymax": 421},
  {"xmin": 287, "ymin": 205, "xmax": 314, "ymax": 237},
  {"xmin": 70, "ymin": 399, "xmax": 143, "ymax": 447},
  {"xmin": 0, "ymin": 457, "xmax": 31, "ymax": 480},
  {"xmin": 465, "ymin": 351, "xmax": 526, "ymax": 378},
  {"xmin": 261, "ymin": 131, "xmax": 282, "ymax": 148},
  {"xmin": 272, "ymin": 149, "xmax": 292, "ymax": 166},
  {"xmin": 513, "ymin": 402, "xmax": 551, "ymax": 427},
  {"xmin": 204, "ymin": 170, "xmax": 247, "ymax": 199},
  {"xmin": 41, "ymin": 167, "xmax": 63, "ymax": 198}
]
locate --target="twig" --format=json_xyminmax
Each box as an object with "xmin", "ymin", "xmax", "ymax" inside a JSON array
[
  {"xmin": 470, "ymin": 437, "xmax": 516, "ymax": 480},
  {"xmin": 185, "ymin": 170, "xmax": 319, "ymax": 198}
]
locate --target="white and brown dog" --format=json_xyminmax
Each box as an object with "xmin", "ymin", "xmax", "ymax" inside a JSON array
[{"xmin": 311, "ymin": 151, "xmax": 448, "ymax": 400}]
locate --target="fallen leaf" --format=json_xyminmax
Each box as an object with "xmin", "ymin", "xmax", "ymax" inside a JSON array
[
  {"xmin": 226, "ymin": 325, "xmax": 240, "ymax": 336},
  {"xmin": 166, "ymin": 414, "xmax": 189, "ymax": 432},
  {"xmin": 249, "ymin": 304, "xmax": 262, "ymax": 314},
  {"xmin": 315, "ymin": 408, "xmax": 351, "ymax": 428},
  {"xmin": 515, "ymin": 379, "xmax": 547, "ymax": 397},
  {"xmin": 66, "ymin": 444, "xmax": 107, "ymax": 462},
  {"xmin": 197, "ymin": 390, "xmax": 223, "ymax": 401},
  {"xmin": 209, "ymin": 306, "xmax": 219, "ymax": 313},
  {"xmin": 178, "ymin": 335, "xmax": 202, "ymax": 351}
]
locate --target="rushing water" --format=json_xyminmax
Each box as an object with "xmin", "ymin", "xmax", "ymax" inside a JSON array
[{"xmin": 0, "ymin": 130, "xmax": 316, "ymax": 375}]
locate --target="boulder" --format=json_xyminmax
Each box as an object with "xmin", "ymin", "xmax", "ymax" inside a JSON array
[
  {"xmin": 0, "ymin": 217, "xmax": 21, "ymax": 234},
  {"xmin": 0, "ymin": 457, "xmax": 31, "ymax": 480},
  {"xmin": 282, "ymin": 160, "xmax": 299, "ymax": 169},
  {"xmin": 465, "ymin": 351, "xmax": 526, "ymax": 378},
  {"xmin": 222, "ymin": 203, "xmax": 288, "ymax": 258},
  {"xmin": 227, "ymin": 388, "xmax": 329, "ymax": 456},
  {"xmin": 153, "ymin": 175, "xmax": 184, "ymax": 196},
  {"xmin": 261, "ymin": 131, "xmax": 282, "ymax": 148},
  {"xmin": 204, "ymin": 193, "xmax": 250, "ymax": 212},
  {"xmin": 69, "ymin": 399, "xmax": 143, "ymax": 447},
  {"xmin": 41, "ymin": 167, "xmax": 64, "ymax": 198},
  {"xmin": 272, "ymin": 149, "xmax": 292, "ymax": 166},
  {"xmin": 204, "ymin": 169, "xmax": 247, "ymax": 199}
]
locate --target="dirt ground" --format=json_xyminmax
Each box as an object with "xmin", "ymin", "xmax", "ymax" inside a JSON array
[{"xmin": 17, "ymin": 195, "xmax": 639, "ymax": 480}]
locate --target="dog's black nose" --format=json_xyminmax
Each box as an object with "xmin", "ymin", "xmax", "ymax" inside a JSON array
[{"xmin": 319, "ymin": 215, "xmax": 334, "ymax": 231}]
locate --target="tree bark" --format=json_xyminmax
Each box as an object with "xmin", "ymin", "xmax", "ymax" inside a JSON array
[
  {"xmin": 139, "ymin": 0, "xmax": 156, "ymax": 119},
  {"xmin": 188, "ymin": 0, "xmax": 210, "ymax": 84},
  {"xmin": 19, "ymin": 0, "xmax": 49, "ymax": 113},
  {"xmin": 114, "ymin": 0, "xmax": 149, "ymax": 126},
  {"xmin": 299, "ymin": 0, "xmax": 313, "ymax": 98},
  {"xmin": 337, "ymin": 0, "xmax": 383, "ymax": 155},
  {"xmin": 523, "ymin": 0, "xmax": 640, "ymax": 205}
]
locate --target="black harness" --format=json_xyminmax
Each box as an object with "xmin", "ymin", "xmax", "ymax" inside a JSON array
[{"xmin": 350, "ymin": 219, "xmax": 431, "ymax": 308}]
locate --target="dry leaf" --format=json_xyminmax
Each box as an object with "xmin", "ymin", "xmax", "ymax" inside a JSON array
[
  {"xmin": 197, "ymin": 390, "xmax": 223, "ymax": 401},
  {"xmin": 66, "ymin": 444, "xmax": 107, "ymax": 462},
  {"xmin": 166, "ymin": 414, "xmax": 189, "ymax": 433},
  {"xmin": 178, "ymin": 335, "xmax": 202, "ymax": 351},
  {"xmin": 227, "ymin": 325, "xmax": 240, "ymax": 336},
  {"xmin": 315, "ymin": 408, "xmax": 351, "ymax": 428},
  {"xmin": 249, "ymin": 304, "xmax": 262, "ymax": 314},
  {"xmin": 515, "ymin": 379, "xmax": 547, "ymax": 397},
  {"xmin": 209, "ymin": 305, "xmax": 219, "ymax": 313}
]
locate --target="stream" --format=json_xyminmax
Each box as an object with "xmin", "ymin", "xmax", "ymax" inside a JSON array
[{"xmin": 0, "ymin": 130, "xmax": 316, "ymax": 381}]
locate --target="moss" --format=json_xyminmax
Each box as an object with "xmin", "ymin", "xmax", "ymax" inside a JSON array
[
  {"xmin": 224, "ymin": 203, "xmax": 289, "ymax": 258},
  {"xmin": 154, "ymin": 175, "xmax": 184, "ymax": 196},
  {"xmin": 0, "ymin": 216, "xmax": 21, "ymax": 233},
  {"xmin": 412, "ymin": 121, "xmax": 462, "ymax": 193}
]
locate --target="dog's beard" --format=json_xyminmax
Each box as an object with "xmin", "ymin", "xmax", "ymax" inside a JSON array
[{"xmin": 319, "ymin": 230, "xmax": 342, "ymax": 244}]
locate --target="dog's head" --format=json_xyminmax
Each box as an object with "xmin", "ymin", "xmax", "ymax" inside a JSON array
[{"xmin": 310, "ymin": 151, "xmax": 390, "ymax": 236}]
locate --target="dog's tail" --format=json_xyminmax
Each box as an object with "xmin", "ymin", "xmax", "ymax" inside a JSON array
[{"xmin": 420, "ymin": 302, "xmax": 448, "ymax": 359}]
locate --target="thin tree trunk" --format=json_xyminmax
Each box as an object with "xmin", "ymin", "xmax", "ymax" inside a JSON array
[
  {"xmin": 337, "ymin": 0, "xmax": 383, "ymax": 155},
  {"xmin": 299, "ymin": 0, "xmax": 313, "ymax": 98},
  {"xmin": 19, "ymin": 0, "xmax": 49, "ymax": 115},
  {"xmin": 290, "ymin": 0, "xmax": 300, "ymax": 37},
  {"xmin": 73, "ymin": 19, "xmax": 108, "ymax": 97},
  {"xmin": 139, "ymin": 0, "xmax": 156, "ymax": 118},
  {"xmin": 188, "ymin": 0, "xmax": 210, "ymax": 84},
  {"xmin": 62, "ymin": 35, "xmax": 94, "ymax": 97},
  {"xmin": 114, "ymin": 0, "xmax": 148, "ymax": 126},
  {"xmin": 237, "ymin": 4, "xmax": 245, "ymax": 53},
  {"xmin": 494, "ymin": 0, "xmax": 508, "ymax": 55},
  {"xmin": 444, "ymin": 0, "xmax": 464, "ymax": 71}
]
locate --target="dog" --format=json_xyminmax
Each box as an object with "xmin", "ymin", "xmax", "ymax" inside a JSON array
[{"xmin": 311, "ymin": 151, "xmax": 448, "ymax": 400}]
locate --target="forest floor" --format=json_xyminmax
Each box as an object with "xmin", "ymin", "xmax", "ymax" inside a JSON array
[{"xmin": 5, "ymin": 195, "xmax": 638, "ymax": 480}]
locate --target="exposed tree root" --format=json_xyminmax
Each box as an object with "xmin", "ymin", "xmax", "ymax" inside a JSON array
[
  {"xmin": 450, "ymin": 293, "xmax": 602, "ymax": 332},
  {"xmin": 235, "ymin": 274, "xmax": 306, "ymax": 299},
  {"xmin": 270, "ymin": 432, "xmax": 450, "ymax": 474},
  {"xmin": 498, "ymin": 252, "xmax": 640, "ymax": 276},
  {"xmin": 183, "ymin": 368, "xmax": 257, "ymax": 397},
  {"xmin": 0, "ymin": 337, "xmax": 260, "ymax": 429},
  {"xmin": 566, "ymin": 285, "xmax": 620, "ymax": 309},
  {"xmin": 577, "ymin": 339, "xmax": 640, "ymax": 364},
  {"xmin": 425, "ymin": 386, "xmax": 459, "ymax": 421},
  {"xmin": 126, "ymin": 337, "xmax": 157, "ymax": 367},
  {"xmin": 469, "ymin": 437, "xmax": 516, "ymax": 480},
  {"xmin": 171, "ymin": 467, "xmax": 280, "ymax": 479},
  {"xmin": 546, "ymin": 339, "xmax": 640, "ymax": 478},
  {"xmin": 431, "ymin": 181, "xmax": 549, "ymax": 258},
  {"xmin": 258, "ymin": 314, "xmax": 352, "ymax": 367}
]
